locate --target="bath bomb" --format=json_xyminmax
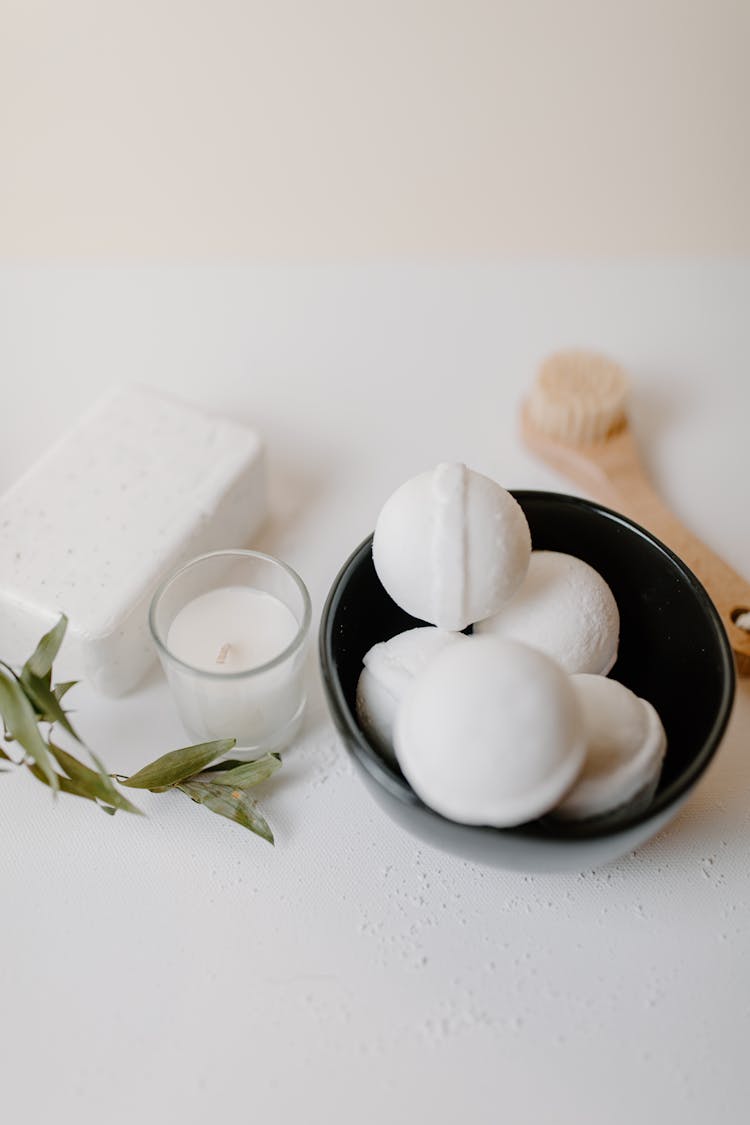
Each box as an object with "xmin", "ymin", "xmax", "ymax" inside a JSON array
[
  {"xmin": 475, "ymin": 550, "xmax": 619, "ymax": 675},
  {"xmin": 554, "ymin": 674, "xmax": 666, "ymax": 820},
  {"xmin": 394, "ymin": 637, "xmax": 586, "ymax": 827},
  {"xmin": 356, "ymin": 627, "xmax": 466, "ymax": 760},
  {"xmin": 373, "ymin": 462, "xmax": 531, "ymax": 631}
]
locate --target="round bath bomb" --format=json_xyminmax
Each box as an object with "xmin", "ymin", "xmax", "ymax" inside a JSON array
[
  {"xmin": 356, "ymin": 627, "xmax": 466, "ymax": 760},
  {"xmin": 373, "ymin": 462, "xmax": 531, "ymax": 632},
  {"xmin": 554, "ymin": 674, "xmax": 666, "ymax": 820},
  {"xmin": 394, "ymin": 637, "xmax": 586, "ymax": 827},
  {"xmin": 475, "ymin": 550, "xmax": 619, "ymax": 674}
]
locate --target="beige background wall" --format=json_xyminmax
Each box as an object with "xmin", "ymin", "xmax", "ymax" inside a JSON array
[{"xmin": 1, "ymin": 0, "xmax": 748, "ymax": 256}]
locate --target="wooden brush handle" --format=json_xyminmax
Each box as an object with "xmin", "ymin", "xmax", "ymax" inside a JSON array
[{"xmin": 522, "ymin": 415, "xmax": 750, "ymax": 675}]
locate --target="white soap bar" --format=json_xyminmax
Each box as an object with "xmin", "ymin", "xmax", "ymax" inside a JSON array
[{"xmin": 0, "ymin": 387, "xmax": 266, "ymax": 695}]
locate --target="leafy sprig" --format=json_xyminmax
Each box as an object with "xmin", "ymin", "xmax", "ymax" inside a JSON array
[{"xmin": 0, "ymin": 616, "xmax": 281, "ymax": 842}]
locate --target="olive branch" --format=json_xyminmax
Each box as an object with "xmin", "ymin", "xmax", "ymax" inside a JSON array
[{"xmin": 0, "ymin": 616, "xmax": 280, "ymax": 843}]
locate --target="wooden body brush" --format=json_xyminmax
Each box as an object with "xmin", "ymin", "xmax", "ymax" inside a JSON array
[{"xmin": 521, "ymin": 350, "xmax": 750, "ymax": 676}]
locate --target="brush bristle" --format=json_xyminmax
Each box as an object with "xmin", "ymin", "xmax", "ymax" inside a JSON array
[{"xmin": 527, "ymin": 350, "xmax": 629, "ymax": 445}]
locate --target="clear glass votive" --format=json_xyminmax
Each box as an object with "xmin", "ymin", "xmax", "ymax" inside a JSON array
[{"xmin": 149, "ymin": 550, "xmax": 311, "ymax": 755}]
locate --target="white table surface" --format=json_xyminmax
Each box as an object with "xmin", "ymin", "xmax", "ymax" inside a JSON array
[{"xmin": 1, "ymin": 262, "xmax": 749, "ymax": 1125}]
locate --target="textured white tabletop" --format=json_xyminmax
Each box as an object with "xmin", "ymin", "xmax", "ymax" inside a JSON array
[{"xmin": 1, "ymin": 262, "xmax": 749, "ymax": 1125}]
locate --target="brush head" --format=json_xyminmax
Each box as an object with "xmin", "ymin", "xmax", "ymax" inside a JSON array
[{"xmin": 526, "ymin": 350, "xmax": 629, "ymax": 445}]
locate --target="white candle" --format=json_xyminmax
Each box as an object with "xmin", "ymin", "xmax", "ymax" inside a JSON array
[
  {"xmin": 150, "ymin": 552, "xmax": 311, "ymax": 755},
  {"xmin": 167, "ymin": 586, "xmax": 299, "ymax": 673}
]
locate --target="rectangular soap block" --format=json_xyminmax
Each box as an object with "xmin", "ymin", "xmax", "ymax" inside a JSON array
[{"xmin": 0, "ymin": 387, "xmax": 266, "ymax": 695}]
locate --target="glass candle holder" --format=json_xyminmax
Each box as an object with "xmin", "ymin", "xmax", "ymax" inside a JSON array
[{"xmin": 149, "ymin": 550, "xmax": 311, "ymax": 755}]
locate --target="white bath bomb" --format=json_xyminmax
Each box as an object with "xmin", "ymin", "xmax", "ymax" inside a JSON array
[
  {"xmin": 394, "ymin": 637, "xmax": 586, "ymax": 827},
  {"xmin": 475, "ymin": 550, "xmax": 619, "ymax": 675},
  {"xmin": 373, "ymin": 462, "xmax": 531, "ymax": 632},
  {"xmin": 356, "ymin": 627, "xmax": 466, "ymax": 760},
  {"xmin": 554, "ymin": 674, "xmax": 666, "ymax": 820}
]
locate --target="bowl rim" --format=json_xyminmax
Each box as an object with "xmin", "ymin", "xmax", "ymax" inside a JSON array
[{"xmin": 319, "ymin": 490, "xmax": 737, "ymax": 843}]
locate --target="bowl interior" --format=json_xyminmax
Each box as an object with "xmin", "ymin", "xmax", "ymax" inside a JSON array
[{"xmin": 320, "ymin": 491, "xmax": 735, "ymax": 841}]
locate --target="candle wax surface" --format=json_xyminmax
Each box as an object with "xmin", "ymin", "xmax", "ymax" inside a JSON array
[{"xmin": 166, "ymin": 586, "xmax": 299, "ymax": 673}]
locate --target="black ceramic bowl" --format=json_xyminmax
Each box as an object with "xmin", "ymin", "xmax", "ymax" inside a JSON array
[{"xmin": 320, "ymin": 492, "xmax": 736, "ymax": 872}]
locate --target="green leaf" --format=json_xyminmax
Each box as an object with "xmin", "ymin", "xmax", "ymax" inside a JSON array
[
  {"xmin": 119, "ymin": 739, "xmax": 236, "ymax": 790},
  {"xmin": 48, "ymin": 741, "xmax": 142, "ymax": 815},
  {"xmin": 177, "ymin": 778, "xmax": 274, "ymax": 843},
  {"xmin": 27, "ymin": 760, "xmax": 92, "ymax": 802},
  {"xmin": 53, "ymin": 681, "xmax": 78, "ymax": 702},
  {"xmin": 23, "ymin": 615, "xmax": 68, "ymax": 679},
  {"xmin": 27, "ymin": 757, "xmax": 136, "ymax": 817},
  {"xmin": 20, "ymin": 671, "xmax": 81, "ymax": 742},
  {"xmin": 0, "ymin": 669, "xmax": 58, "ymax": 792},
  {"xmin": 197, "ymin": 752, "xmax": 282, "ymax": 789}
]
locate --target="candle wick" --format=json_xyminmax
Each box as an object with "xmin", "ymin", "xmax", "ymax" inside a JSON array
[{"xmin": 216, "ymin": 643, "xmax": 231, "ymax": 665}]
